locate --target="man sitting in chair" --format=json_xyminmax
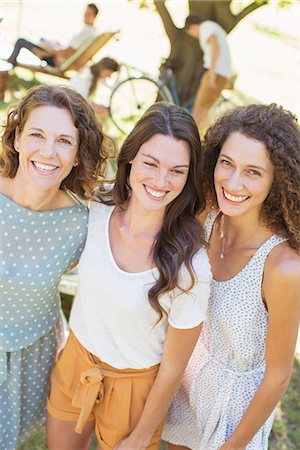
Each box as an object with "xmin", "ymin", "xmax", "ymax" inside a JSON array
[{"xmin": 6, "ymin": 3, "xmax": 99, "ymax": 68}]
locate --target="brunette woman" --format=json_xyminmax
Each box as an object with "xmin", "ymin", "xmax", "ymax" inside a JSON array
[{"xmin": 46, "ymin": 102, "xmax": 212, "ymax": 450}]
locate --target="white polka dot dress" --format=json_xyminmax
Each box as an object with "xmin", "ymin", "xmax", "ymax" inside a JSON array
[
  {"xmin": 162, "ymin": 211, "xmax": 287, "ymax": 450},
  {"xmin": 0, "ymin": 193, "xmax": 88, "ymax": 450}
]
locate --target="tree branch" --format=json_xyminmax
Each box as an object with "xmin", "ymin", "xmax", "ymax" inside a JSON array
[
  {"xmin": 234, "ymin": 0, "xmax": 268, "ymax": 25},
  {"xmin": 153, "ymin": 0, "xmax": 180, "ymax": 43}
]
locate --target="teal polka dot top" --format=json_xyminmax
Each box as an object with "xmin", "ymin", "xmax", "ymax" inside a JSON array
[{"xmin": 0, "ymin": 193, "xmax": 88, "ymax": 351}]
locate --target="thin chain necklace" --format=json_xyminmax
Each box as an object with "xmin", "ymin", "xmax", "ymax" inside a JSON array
[
  {"xmin": 219, "ymin": 215, "xmax": 226, "ymax": 259},
  {"xmin": 219, "ymin": 214, "xmax": 260, "ymax": 260}
]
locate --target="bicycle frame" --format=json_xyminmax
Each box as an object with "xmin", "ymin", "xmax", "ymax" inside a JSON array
[{"xmin": 160, "ymin": 68, "xmax": 196, "ymax": 112}]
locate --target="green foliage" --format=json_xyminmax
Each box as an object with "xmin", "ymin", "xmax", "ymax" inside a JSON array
[
  {"xmin": 253, "ymin": 23, "xmax": 283, "ymax": 38},
  {"xmin": 269, "ymin": 358, "xmax": 300, "ymax": 449},
  {"xmin": 275, "ymin": 0, "xmax": 297, "ymax": 7},
  {"xmin": 18, "ymin": 427, "xmax": 46, "ymax": 450},
  {"xmin": 60, "ymin": 293, "xmax": 74, "ymax": 320},
  {"xmin": 128, "ymin": 0, "xmax": 152, "ymax": 9}
]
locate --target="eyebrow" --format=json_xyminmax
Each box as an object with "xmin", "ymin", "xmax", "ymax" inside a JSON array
[
  {"xmin": 28, "ymin": 128, "xmax": 77, "ymax": 140},
  {"xmin": 141, "ymin": 153, "xmax": 190, "ymax": 168},
  {"xmin": 219, "ymin": 153, "xmax": 268, "ymax": 173}
]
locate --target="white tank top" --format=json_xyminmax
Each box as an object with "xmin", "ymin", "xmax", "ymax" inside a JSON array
[{"xmin": 70, "ymin": 202, "xmax": 211, "ymax": 369}]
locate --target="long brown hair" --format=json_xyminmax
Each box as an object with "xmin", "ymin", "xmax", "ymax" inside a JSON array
[
  {"xmin": 1, "ymin": 85, "xmax": 112, "ymax": 198},
  {"xmin": 96, "ymin": 102, "xmax": 207, "ymax": 320},
  {"xmin": 203, "ymin": 103, "xmax": 300, "ymax": 252}
]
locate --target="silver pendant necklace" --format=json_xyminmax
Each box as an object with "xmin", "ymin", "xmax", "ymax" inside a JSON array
[
  {"xmin": 219, "ymin": 215, "xmax": 225, "ymax": 259},
  {"xmin": 219, "ymin": 214, "xmax": 260, "ymax": 260}
]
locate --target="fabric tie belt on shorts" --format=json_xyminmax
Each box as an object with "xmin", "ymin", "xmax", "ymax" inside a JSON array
[{"xmin": 72, "ymin": 357, "xmax": 159, "ymax": 434}]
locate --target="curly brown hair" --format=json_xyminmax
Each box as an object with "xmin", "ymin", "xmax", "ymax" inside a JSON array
[
  {"xmin": 0, "ymin": 85, "xmax": 112, "ymax": 198},
  {"xmin": 203, "ymin": 103, "xmax": 300, "ymax": 251},
  {"xmin": 96, "ymin": 101, "xmax": 207, "ymax": 321}
]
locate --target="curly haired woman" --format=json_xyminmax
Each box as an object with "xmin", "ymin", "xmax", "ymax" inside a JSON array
[{"xmin": 163, "ymin": 103, "xmax": 300, "ymax": 450}]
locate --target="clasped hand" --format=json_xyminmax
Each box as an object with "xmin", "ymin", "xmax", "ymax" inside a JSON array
[{"xmin": 113, "ymin": 436, "xmax": 147, "ymax": 450}]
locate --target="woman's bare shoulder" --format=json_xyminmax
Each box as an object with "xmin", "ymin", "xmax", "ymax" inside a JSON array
[{"xmin": 264, "ymin": 242, "xmax": 300, "ymax": 290}]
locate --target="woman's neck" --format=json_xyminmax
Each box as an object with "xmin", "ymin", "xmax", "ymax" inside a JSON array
[
  {"xmin": 118, "ymin": 198, "xmax": 164, "ymax": 240},
  {"xmin": 1, "ymin": 177, "xmax": 62, "ymax": 211},
  {"xmin": 220, "ymin": 212, "xmax": 271, "ymax": 248}
]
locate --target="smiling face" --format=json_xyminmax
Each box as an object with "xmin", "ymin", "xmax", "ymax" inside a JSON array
[
  {"xmin": 214, "ymin": 131, "xmax": 274, "ymax": 219},
  {"xmin": 14, "ymin": 105, "xmax": 79, "ymax": 194},
  {"xmin": 128, "ymin": 134, "xmax": 190, "ymax": 213}
]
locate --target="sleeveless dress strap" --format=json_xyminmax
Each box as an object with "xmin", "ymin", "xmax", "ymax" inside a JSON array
[{"xmin": 246, "ymin": 235, "xmax": 287, "ymax": 281}]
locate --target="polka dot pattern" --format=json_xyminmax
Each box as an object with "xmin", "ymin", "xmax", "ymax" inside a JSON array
[
  {"xmin": 162, "ymin": 210, "xmax": 287, "ymax": 450},
  {"xmin": 0, "ymin": 193, "xmax": 88, "ymax": 449},
  {"xmin": 0, "ymin": 316, "xmax": 65, "ymax": 449}
]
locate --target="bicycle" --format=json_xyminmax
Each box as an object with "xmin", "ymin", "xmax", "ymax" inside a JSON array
[
  {"xmin": 108, "ymin": 65, "xmax": 238, "ymax": 135},
  {"xmin": 108, "ymin": 64, "xmax": 173, "ymax": 135}
]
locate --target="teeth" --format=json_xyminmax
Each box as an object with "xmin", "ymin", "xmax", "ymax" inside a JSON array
[
  {"xmin": 145, "ymin": 186, "xmax": 166, "ymax": 198},
  {"xmin": 33, "ymin": 162, "xmax": 57, "ymax": 171},
  {"xmin": 223, "ymin": 189, "xmax": 248, "ymax": 203}
]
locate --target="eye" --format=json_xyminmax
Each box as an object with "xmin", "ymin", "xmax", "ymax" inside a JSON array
[
  {"xmin": 171, "ymin": 169, "xmax": 185, "ymax": 175},
  {"xmin": 30, "ymin": 132, "xmax": 43, "ymax": 138},
  {"xmin": 248, "ymin": 169, "xmax": 261, "ymax": 177},
  {"xmin": 59, "ymin": 138, "xmax": 73, "ymax": 145},
  {"xmin": 144, "ymin": 161, "xmax": 157, "ymax": 167},
  {"xmin": 219, "ymin": 158, "xmax": 231, "ymax": 166}
]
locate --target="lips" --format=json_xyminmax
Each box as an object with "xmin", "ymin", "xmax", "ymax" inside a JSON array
[{"xmin": 222, "ymin": 187, "xmax": 250, "ymax": 203}]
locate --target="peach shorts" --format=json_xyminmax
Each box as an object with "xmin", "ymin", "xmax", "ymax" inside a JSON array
[{"xmin": 47, "ymin": 331, "xmax": 163, "ymax": 450}]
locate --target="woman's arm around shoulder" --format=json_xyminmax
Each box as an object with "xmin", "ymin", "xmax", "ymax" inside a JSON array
[{"xmin": 219, "ymin": 243, "xmax": 300, "ymax": 450}]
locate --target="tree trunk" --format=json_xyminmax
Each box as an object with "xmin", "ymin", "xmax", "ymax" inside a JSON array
[
  {"xmin": 154, "ymin": 1, "xmax": 203, "ymax": 105},
  {"xmin": 154, "ymin": 0, "xmax": 265, "ymax": 105}
]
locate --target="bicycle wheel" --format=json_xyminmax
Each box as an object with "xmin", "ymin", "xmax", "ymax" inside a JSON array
[
  {"xmin": 209, "ymin": 91, "xmax": 239, "ymax": 123},
  {"xmin": 109, "ymin": 76, "xmax": 172, "ymax": 134}
]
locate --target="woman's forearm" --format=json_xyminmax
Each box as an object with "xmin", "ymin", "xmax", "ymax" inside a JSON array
[
  {"xmin": 129, "ymin": 365, "xmax": 184, "ymax": 446},
  {"xmin": 221, "ymin": 372, "xmax": 291, "ymax": 449}
]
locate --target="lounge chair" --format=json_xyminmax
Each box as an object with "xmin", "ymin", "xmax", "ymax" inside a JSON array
[{"xmin": 15, "ymin": 31, "xmax": 117, "ymax": 79}]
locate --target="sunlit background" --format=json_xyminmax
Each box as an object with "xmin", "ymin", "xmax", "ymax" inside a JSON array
[{"xmin": 1, "ymin": 0, "xmax": 299, "ymax": 116}]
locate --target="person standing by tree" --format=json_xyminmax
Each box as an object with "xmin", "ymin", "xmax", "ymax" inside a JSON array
[{"xmin": 185, "ymin": 13, "xmax": 232, "ymax": 135}]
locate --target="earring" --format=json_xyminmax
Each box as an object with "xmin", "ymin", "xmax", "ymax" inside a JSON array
[
  {"xmin": 15, "ymin": 146, "xmax": 19, "ymax": 152},
  {"xmin": 74, "ymin": 162, "xmax": 79, "ymax": 167}
]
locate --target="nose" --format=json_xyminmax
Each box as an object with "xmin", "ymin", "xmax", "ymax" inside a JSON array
[
  {"xmin": 154, "ymin": 170, "xmax": 170, "ymax": 189},
  {"xmin": 38, "ymin": 139, "xmax": 56, "ymax": 159},
  {"xmin": 226, "ymin": 169, "xmax": 244, "ymax": 191}
]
